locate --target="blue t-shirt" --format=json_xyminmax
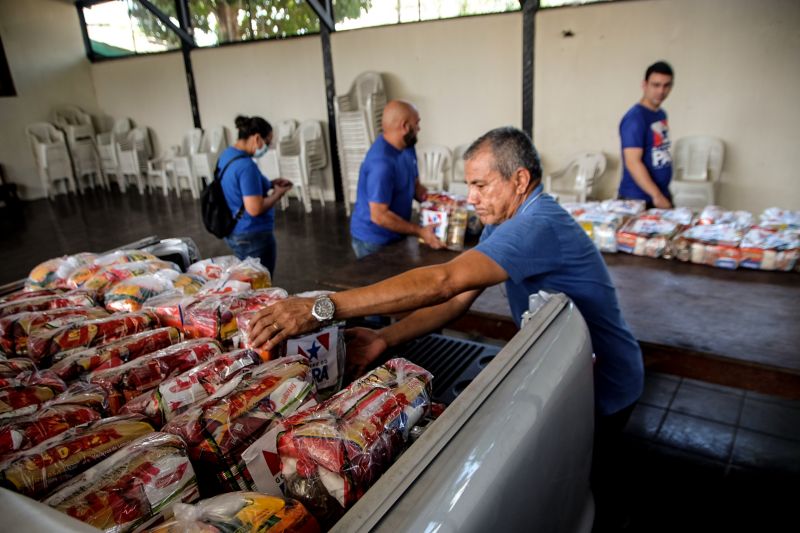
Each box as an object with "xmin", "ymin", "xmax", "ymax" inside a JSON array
[
  {"xmin": 618, "ymin": 103, "xmax": 673, "ymax": 202},
  {"xmin": 475, "ymin": 185, "xmax": 643, "ymax": 416},
  {"xmin": 350, "ymin": 136, "xmax": 418, "ymax": 245},
  {"xmin": 217, "ymin": 147, "xmax": 274, "ymax": 234}
]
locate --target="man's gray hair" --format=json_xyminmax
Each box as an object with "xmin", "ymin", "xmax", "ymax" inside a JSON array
[{"xmin": 463, "ymin": 127, "xmax": 543, "ymax": 182}]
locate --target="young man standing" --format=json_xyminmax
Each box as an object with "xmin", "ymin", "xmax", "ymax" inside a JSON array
[{"xmin": 618, "ymin": 61, "xmax": 675, "ymax": 209}]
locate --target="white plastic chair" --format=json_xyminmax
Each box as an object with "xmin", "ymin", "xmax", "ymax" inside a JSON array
[
  {"xmin": 544, "ymin": 152, "xmax": 607, "ymax": 203},
  {"xmin": 275, "ymin": 120, "xmax": 312, "ymax": 213},
  {"xmin": 163, "ymin": 128, "xmax": 202, "ymax": 198},
  {"xmin": 25, "ymin": 122, "xmax": 78, "ymax": 199},
  {"xmin": 670, "ymin": 136, "xmax": 725, "ymax": 210},
  {"xmin": 192, "ymin": 126, "xmax": 227, "ymax": 188},
  {"xmin": 116, "ymin": 127, "xmax": 152, "ymax": 194},
  {"xmin": 300, "ymin": 119, "xmax": 328, "ymax": 209},
  {"xmin": 97, "ymin": 118, "xmax": 132, "ymax": 189},
  {"xmin": 52, "ymin": 106, "xmax": 106, "ymax": 191},
  {"xmin": 417, "ymin": 144, "xmax": 452, "ymax": 193},
  {"xmin": 448, "ymin": 144, "xmax": 470, "ymax": 197}
]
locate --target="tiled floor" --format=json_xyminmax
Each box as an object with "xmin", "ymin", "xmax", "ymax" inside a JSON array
[
  {"xmin": 622, "ymin": 373, "xmax": 800, "ymax": 531},
  {"xmin": 2, "ymin": 189, "xmax": 798, "ymax": 530}
]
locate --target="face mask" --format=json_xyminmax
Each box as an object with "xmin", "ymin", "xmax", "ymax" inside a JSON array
[{"xmin": 253, "ymin": 142, "xmax": 269, "ymax": 159}]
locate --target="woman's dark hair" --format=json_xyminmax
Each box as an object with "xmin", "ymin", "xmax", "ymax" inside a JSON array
[{"xmin": 234, "ymin": 115, "xmax": 272, "ymax": 140}]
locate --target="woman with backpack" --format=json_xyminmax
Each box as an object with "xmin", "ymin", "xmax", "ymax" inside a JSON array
[{"xmin": 216, "ymin": 115, "xmax": 293, "ymax": 277}]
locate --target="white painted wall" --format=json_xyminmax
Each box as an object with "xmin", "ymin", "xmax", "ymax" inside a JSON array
[
  {"xmin": 0, "ymin": 0, "xmax": 97, "ymax": 199},
  {"xmin": 1, "ymin": 0, "xmax": 798, "ymax": 211},
  {"xmin": 534, "ymin": 0, "xmax": 800, "ymax": 211}
]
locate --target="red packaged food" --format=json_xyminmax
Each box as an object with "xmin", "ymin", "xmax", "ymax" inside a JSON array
[
  {"xmin": 187, "ymin": 256, "xmax": 241, "ymax": 280},
  {"xmin": 162, "ymin": 355, "xmax": 315, "ymax": 492},
  {"xmin": 25, "ymin": 253, "xmax": 97, "ymax": 290},
  {"xmin": 104, "ymin": 274, "xmax": 176, "ymax": 313},
  {"xmin": 121, "ymin": 349, "xmax": 265, "ymax": 428},
  {"xmin": 66, "ymin": 250, "xmax": 159, "ymax": 290},
  {"xmin": 0, "ymin": 414, "xmax": 154, "ymax": 499},
  {"xmin": 143, "ymin": 291, "xmax": 197, "ymax": 330},
  {"xmin": 44, "ymin": 432, "xmax": 199, "ymax": 533},
  {"xmin": 273, "ymin": 358, "xmax": 432, "ymax": 526},
  {"xmin": 0, "ymin": 288, "xmax": 66, "ymax": 304},
  {"xmin": 50, "ymin": 326, "xmax": 181, "ymax": 383},
  {"xmin": 182, "ymin": 288, "xmax": 288, "ymax": 342},
  {"xmin": 89, "ymin": 338, "xmax": 222, "ymax": 413},
  {"xmin": 50, "ymin": 381, "xmax": 111, "ymax": 415},
  {"xmin": 0, "ymin": 370, "xmax": 67, "ymax": 420},
  {"xmin": 0, "ymin": 358, "xmax": 36, "ymax": 378},
  {"xmin": 0, "ymin": 291, "xmax": 96, "ymax": 319},
  {"xmin": 82, "ymin": 260, "xmax": 179, "ymax": 298},
  {"xmin": 0, "ymin": 306, "xmax": 109, "ymax": 356},
  {"xmin": 27, "ymin": 310, "xmax": 160, "ymax": 365},
  {"xmin": 0, "ymin": 404, "xmax": 100, "ymax": 457}
]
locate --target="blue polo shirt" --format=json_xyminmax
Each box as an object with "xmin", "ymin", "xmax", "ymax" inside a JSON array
[
  {"xmin": 475, "ymin": 185, "xmax": 643, "ymax": 415},
  {"xmin": 618, "ymin": 103, "xmax": 673, "ymax": 202},
  {"xmin": 350, "ymin": 136, "xmax": 418, "ymax": 245},
  {"xmin": 217, "ymin": 147, "xmax": 274, "ymax": 234}
]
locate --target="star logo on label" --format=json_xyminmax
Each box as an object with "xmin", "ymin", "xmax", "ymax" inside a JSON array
[{"xmin": 307, "ymin": 341, "xmax": 321, "ymax": 361}]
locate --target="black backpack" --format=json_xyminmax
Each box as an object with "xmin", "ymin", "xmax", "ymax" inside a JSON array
[{"xmin": 201, "ymin": 154, "xmax": 249, "ymax": 238}]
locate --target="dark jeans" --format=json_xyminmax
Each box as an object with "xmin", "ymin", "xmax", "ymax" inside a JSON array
[
  {"xmin": 224, "ymin": 230, "xmax": 277, "ymax": 277},
  {"xmin": 592, "ymin": 402, "xmax": 636, "ymax": 533},
  {"xmin": 351, "ymin": 237, "xmax": 385, "ymax": 259}
]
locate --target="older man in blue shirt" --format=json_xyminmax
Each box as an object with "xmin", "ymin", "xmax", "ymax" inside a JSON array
[{"xmin": 250, "ymin": 127, "xmax": 643, "ymax": 532}]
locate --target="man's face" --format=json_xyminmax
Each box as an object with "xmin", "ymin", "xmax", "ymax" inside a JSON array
[
  {"xmin": 641, "ymin": 73, "xmax": 673, "ymax": 109},
  {"xmin": 465, "ymin": 149, "xmax": 525, "ymax": 226},
  {"xmin": 402, "ymin": 111, "xmax": 421, "ymax": 147}
]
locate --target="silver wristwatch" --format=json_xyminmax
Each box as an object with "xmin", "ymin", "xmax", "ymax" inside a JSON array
[{"xmin": 311, "ymin": 294, "xmax": 336, "ymax": 322}]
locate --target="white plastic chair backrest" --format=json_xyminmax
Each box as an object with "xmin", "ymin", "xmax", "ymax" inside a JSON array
[
  {"xmin": 112, "ymin": 118, "xmax": 133, "ymax": 137},
  {"xmin": 451, "ymin": 144, "xmax": 469, "ymax": 184},
  {"xmin": 181, "ymin": 128, "xmax": 203, "ymax": 155},
  {"xmin": 53, "ymin": 106, "xmax": 92, "ymax": 128},
  {"xmin": 277, "ymin": 120, "xmax": 298, "ymax": 142},
  {"xmin": 417, "ymin": 144, "xmax": 452, "ymax": 191},
  {"xmin": 673, "ymin": 136, "xmax": 724, "ymax": 183},
  {"xmin": 300, "ymin": 120, "xmax": 327, "ymax": 169},
  {"xmin": 354, "ymin": 71, "xmax": 384, "ymax": 109},
  {"xmin": 199, "ymin": 126, "xmax": 226, "ymax": 155},
  {"xmin": 26, "ymin": 123, "xmax": 59, "ymax": 145},
  {"xmin": 571, "ymin": 152, "xmax": 606, "ymax": 192}
]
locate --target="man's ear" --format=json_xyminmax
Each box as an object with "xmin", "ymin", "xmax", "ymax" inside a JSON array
[{"xmin": 514, "ymin": 167, "xmax": 532, "ymax": 194}]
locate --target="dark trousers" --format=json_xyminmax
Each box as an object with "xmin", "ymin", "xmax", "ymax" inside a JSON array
[{"xmin": 592, "ymin": 403, "xmax": 636, "ymax": 533}]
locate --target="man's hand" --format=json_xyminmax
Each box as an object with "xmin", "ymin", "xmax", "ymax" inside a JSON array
[
  {"xmin": 344, "ymin": 327, "xmax": 388, "ymax": 379},
  {"xmin": 419, "ymin": 224, "xmax": 446, "ymax": 250},
  {"xmin": 652, "ymin": 193, "xmax": 673, "ymax": 209},
  {"xmin": 248, "ymin": 297, "xmax": 317, "ymax": 350},
  {"xmin": 272, "ymin": 178, "xmax": 294, "ymax": 188}
]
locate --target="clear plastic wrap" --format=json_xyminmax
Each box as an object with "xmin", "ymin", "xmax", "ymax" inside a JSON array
[
  {"xmin": 50, "ymin": 381, "xmax": 112, "ymax": 415},
  {"xmin": 0, "ymin": 370, "xmax": 67, "ymax": 420},
  {"xmin": 187, "ymin": 256, "xmax": 241, "ymax": 280},
  {"xmin": 49, "ymin": 326, "xmax": 181, "ymax": 383},
  {"xmin": 0, "ymin": 306, "xmax": 109, "ymax": 357},
  {"xmin": 155, "ymin": 270, "xmax": 206, "ymax": 295},
  {"xmin": 269, "ymin": 358, "xmax": 432, "ymax": 526},
  {"xmin": 0, "ymin": 414, "xmax": 155, "ymax": 498},
  {"xmin": 146, "ymin": 491, "xmax": 320, "ymax": 533},
  {"xmin": 0, "ymin": 288, "xmax": 66, "ymax": 304},
  {"xmin": 89, "ymin": 339, "xmax": 222, "ymax": 414},
  {"xmin": 739, "ymin": 227, "xmax": 800, "ymax": 271},
  {"xmin": 162, "ymin": 355, "xmax": 315, "ymax": 493},
  {"xmin": 142, "ymin": 291, "xmax": 197, "ymax": 331},
  {"xmin": 0, "ymin": 403, "xmax": 101, "ymax": 458},
  {"xmin": 0, "ymin": 291, "xmax": 97, "ymax": 319},
  {"xmin": 104, "ymin": 274, "xmax": 177, "ymax": 313},
  {"xmin": 0, "ymin": 357, "xmax": 36, "ymax": 378},
  {"xmin": 26, "ymin": 253, "xmax": 98, "ymax": 290},
  {"xmin": 82, "ymin": 261, "xmax": 180, "ymax": 298},
  {"xmin": 182, "ymin": 288, "xmax": 288, "ymax": 342},
  {"xmin": 27, "ymin": 310, "xmax": 160, "ymax": 366},
  {"xmin": 616, "ymin": 216, "xmax": 681, "ymax": 258},
  {"xmin": 120, "ymin": 349, "xmax": 266, "ymax": 427},
  {"xmin": 44, "ymin": 432, "xmax": 199, "ymax": 533},
  {"xmin": 671, "ymin": 223, "xmax": 745, "ymax": 269},
  {"xmin": 600, "ymin": 198, "xmax": 647, "ymax": 216},
  {"xmin": 67, "ymin": 250, "xmax": 160, "ymax": 289},
  {"xmin": 759, "ymin": 207, "xmax": 800, "ymax": 230}
]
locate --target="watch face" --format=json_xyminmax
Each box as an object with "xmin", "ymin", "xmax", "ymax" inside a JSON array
[{"xmin": 313, "ymin": 296, "xmax": 335, "ymax": 321}]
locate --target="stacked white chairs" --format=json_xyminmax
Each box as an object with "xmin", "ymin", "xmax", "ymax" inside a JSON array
[
  {"xmin": 164, "ymin": 128, "xmax": 203, "ymax": 200},
  {"xmin": 52, "ymin": 106, "xmax": 106, "ymax": 191},
  {"xmin": 334, "ymin": 71, "xmax": 387, "ymax": 215},
  {"xmin": 192, "ymin": 126, "xmax": 227, "ymax": 188},
  {"xmin": 25, "ymin": 122, "xmax": 77, "ymax": 199},
  {"xmin": 300, "ymin": 119, "xmax": 328, "ymax": 210},
  {"xmin": 448, "ymin": 144, "xmax": 470, "ymax": 197},
  {"xmin": 670, "ymin": 135, "xmax": 725, "ymax": 210},
  {"xmin": 116, "ymin": 127, "xmax": 152, "ymax": 194},
  {"xmin": 96, "ymin": 118, "xmax": 132, "ymax": 188},
  {"xmin": 544, "ymin": 152, "xmax": 607, "ymax": 203},
  {"xmin": 275, "ymin": 119, "xmax": 311, "ymax": 212},
  {"xmin": 416, "ymin": 144, "xmax": 452, "ymax": 193}
]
